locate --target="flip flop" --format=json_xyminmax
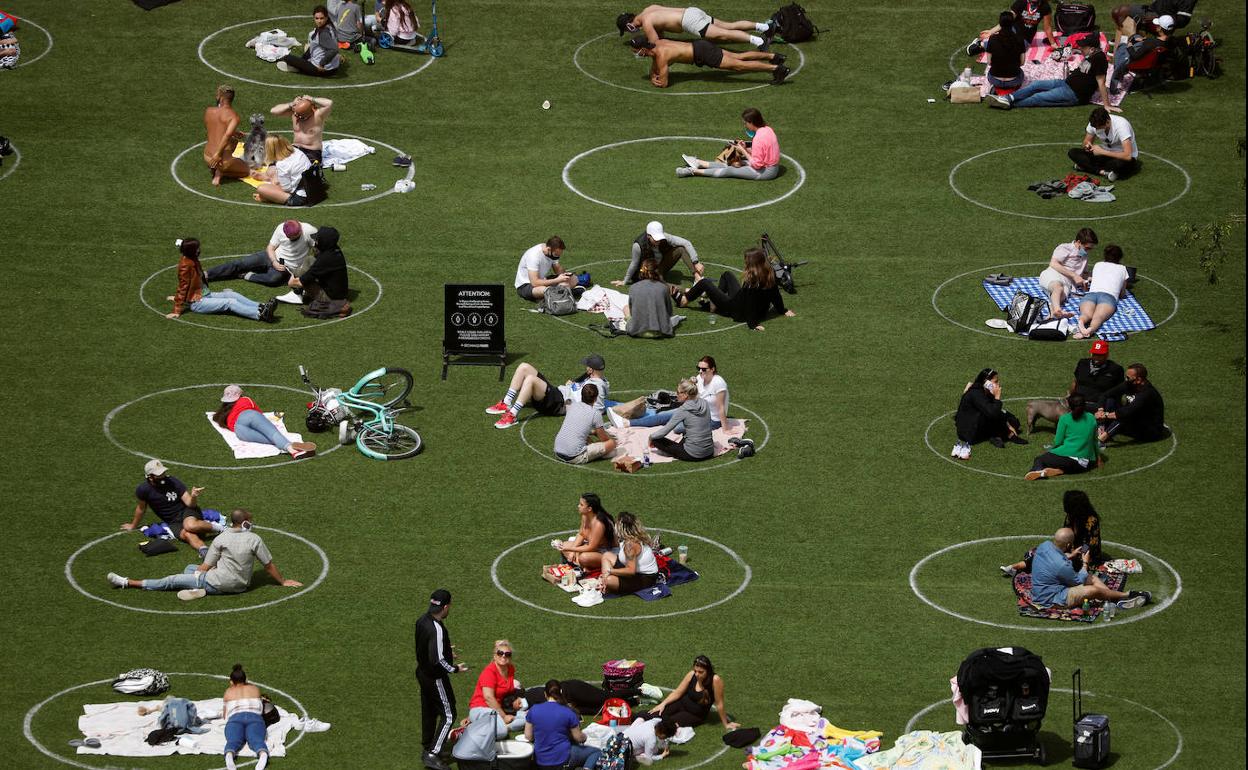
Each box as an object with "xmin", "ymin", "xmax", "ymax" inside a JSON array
[{"xmin": 68, "ymin": 738, "xmax": 102, "ymax": 749}]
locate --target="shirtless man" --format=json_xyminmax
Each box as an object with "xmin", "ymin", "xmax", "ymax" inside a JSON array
[
  {"xmin": 203, "ymin": 85, "xmax": 250, "ymax": 186},
  {"xmin": 617, "ymin": 5, "xmax": 773, "ymax": 49},
  {"xmin": 627, "ymin": 37, "xmax": 788, "ymax": 88},
  {"xmin": 270, "ymin": 95, "xmax": 333, "ymax": 165}
]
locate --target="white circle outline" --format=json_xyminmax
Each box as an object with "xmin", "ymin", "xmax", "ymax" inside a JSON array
[
  {"xmin": 923, "ymin": 396, "xmax": 1177, "ymax": 480},
  {"xmin": 548, "ymin": 258, "xmax": 746, "ymax": 336},
  {"xmin": 103, "ymin": 383, "xmax": 345, "ymax": 470},
  {"xmin": 171, "ymin": 130, "xmax": 416, "ymax": 208},
  {"xmin": 909, "ymin": 535, "xmax": 1182, "ymax": 632},
  {"xmin": 572, "ymin": 31, "xmax": 805, "ymax": 96},
  {"xmin": 0, "ymin": 143, "xmax": 19, "ymax": 183},
  {"xmin": 23, "ymin": 673, "xmax": 309, "ymax": 770},
  {"xmin": 930, "ymin": 260, "xmax": 1179, "ymax": 341},
  {"xmin": 491, "ymin": 528, "xmax": 752, "ymax": 620},
  {"xmin": 562, "ymin": 136, "xmax": 806, "ymax": 215},
  {"xmin": 65, "ymin": 526, "xmax": 330, "ymax": 616},
  {"xmin": 139, "ymin": 254, "xmax": 383, "ymax": 333},
  {"xmin": 950, "ymin": 143, "xmax": 1192, "ymax": 221},
  {"xmin": 906, "ymin": 687, "xmax": 1183, "ymax": 769},
  {"xmin": 517, "ymin": 393, "xmax": 770, "ymax": 476},
  {"xmin": 197, "ymin": 15, "xmax": 436, "ymax": 89},
  {"xmin": 13, "ymin": 18, "xmax": 53, "ymax": 69}
]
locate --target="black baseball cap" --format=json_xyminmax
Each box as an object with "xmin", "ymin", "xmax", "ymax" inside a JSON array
[
  {"xmin": 430, "ymin": 588, "xmax": 452, "ymax": 607},
  {"xmin": 582, "ymin": 354, "xmax": 606, "ymax": 371}
]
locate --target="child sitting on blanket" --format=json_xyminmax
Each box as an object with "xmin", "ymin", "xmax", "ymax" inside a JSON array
[{"xmin": 211, "ymin": 385, "xmax": 317, "ymax": 459}]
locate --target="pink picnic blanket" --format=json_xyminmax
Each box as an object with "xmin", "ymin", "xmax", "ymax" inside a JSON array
[
  {"xmin": 607, "ymin": 418, "xmax": 748, "ymax": 464},
  {"xmin": 973, "ymin": 33, "xmax": 1127, "ymax": 107}
]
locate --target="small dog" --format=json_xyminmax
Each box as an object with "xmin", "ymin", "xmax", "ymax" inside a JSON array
[
  {"xmin": 1026, "ymin": 398, "xmax": 1069, "ymax": 433},
  {"xmin": 242, "ymin": 114, "xmax": 267, "ymax": 170}
]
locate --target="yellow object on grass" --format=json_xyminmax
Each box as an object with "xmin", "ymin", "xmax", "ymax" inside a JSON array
[{"xmin": 231, "ymin": 142, "xmax": 268, "ymax": 189}]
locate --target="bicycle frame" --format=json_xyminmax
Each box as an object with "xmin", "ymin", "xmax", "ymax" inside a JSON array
[{"xmin": 299, "ymin": 366, "xmax": 403, "ymax": 439}]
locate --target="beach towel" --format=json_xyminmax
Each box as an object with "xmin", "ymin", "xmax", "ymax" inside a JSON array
[
  {"xmin": 73, "ymin": 697, "xmax": 294, "ymax": 757},
  {"xmin": 1013, "ymin": 569, "xmax": 1127, "ymax": 622},
  {"xmin": 972, "ymin": 37, "xmax": 1128, "ymax": 108},
  {"xmin": 322, "ymin": 138, "xmax": 375, "ymax": 167},
  {"xmin": 982, "ymin": 277, "xmax": 1155, "ymax": 342},
  {"xmin": 607, "ymin": 418, "xmax": 748, "ymax": 464},
  {"xmin": 855, "ymin": 731, "xmax": 982, "ymax": 770},
  {"xmin": 603, "ymin": 561, "xmax": 700, "ymax": 600},
  {"xmin": 204, "ymin": 412, "xmax": 303, "ymax": 459}
]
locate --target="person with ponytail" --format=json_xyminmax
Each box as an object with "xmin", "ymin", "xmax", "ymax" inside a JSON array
[
  {"xmin": 985, "ymin": 10, "xmax": 1027, "ymax": 93},
  {"xmin": 555, "ymin": 493, "xmax": 617, "ymax": 572},
  {"xmin": 645, "ymin": 655, "xmax": 740, "ymax": 730},
  {"xmin": 525, "ymin": 680, "xmax": 600, "ymax": 770},
  {"xmin": 1026, "ymin": 393, "xmax": 1100, "ymax": 479},
  {"xmin": 168, "ymin": 238, "xmax": 277, "ymax": 323},
  {"xmin": 222, "ymin": 664, "xmax": 269, "ymax": 770}
]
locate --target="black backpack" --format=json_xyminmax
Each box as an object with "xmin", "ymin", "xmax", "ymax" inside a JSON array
[
  {"xmin": 1055, "ymin": 2, "xmax": 1097, "ymax": 35},
  {"xmin": 298, "ymin": 162, "xmax": 329, "ymax": 206},
  {"xmin": 770, "ymin": 4, "xmax": 818, "ymax": 42}
]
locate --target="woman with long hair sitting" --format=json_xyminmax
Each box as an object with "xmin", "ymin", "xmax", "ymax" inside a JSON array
[
  {"xmin": 167, "ymin": 239, "xmax": 277, "ymax": 323},
  {"xmin": 644, "ymin": 655, "xmax": 741, "ymax": 730},
  {"xmin": 678, "ymin": 247, "xmax": 795, "ymax": 331},
  {"xmin": 251, "ymin": 135, "xmax": 312, "ymax": 206},
  {"xmin": 1026, "ymin": 393, "xmax": 1099, "ymax": 479},
  {"xmin": 556, "ymin": 493, "xmax": 617, "ymax": 571},
  {"xmin": 600, "ymin": 512, "xmax": 660, "ymax": 595}
]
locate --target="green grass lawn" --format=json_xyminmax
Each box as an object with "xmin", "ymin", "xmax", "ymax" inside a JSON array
[{"xmin": 1, "ymin": 1, "xmax": 1244, "ymax": 768}]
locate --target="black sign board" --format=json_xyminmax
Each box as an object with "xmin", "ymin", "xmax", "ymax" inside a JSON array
[{"xmin": 442, "ymin": 284, "xmax": 507, "ymax": 380}]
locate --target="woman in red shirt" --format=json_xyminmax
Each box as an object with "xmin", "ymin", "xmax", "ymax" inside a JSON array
[
  {"xmin": 211, "ymin": 385, "xmax": 317, "ymax": 459},
  {"xmin": 676, "ymin": 108, "xmax": 781, "ymax": 181},
  {"xmin": 467, "ymin": 640, "xmax": 527, "ymax": 731}
]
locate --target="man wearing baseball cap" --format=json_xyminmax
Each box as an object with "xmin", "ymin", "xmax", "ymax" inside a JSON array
[
  {"xmin": 121, "ymin": 460, "xmax": 222, "ymax": 560},
  {"xmin": 205, "ymin": 219, "xmax": 319, "ymax": 289},
  {"xmin": 486, "ymin": 354, "xmax": 610, "ymax": 430},
  {"xmin": 613, "ymin": 221, "xmax": 704, "ymax": 287},
  {"xmin": 1070, "ymin": 339, "xmax": 1125, "ymax": 406},
  {"xmin": 1107, "ymin": 14, "xmax": 1172, "ymax": 95},
  {"xmin": 415, "ymin": 589, "xmax": 468, "ymax": 770}
]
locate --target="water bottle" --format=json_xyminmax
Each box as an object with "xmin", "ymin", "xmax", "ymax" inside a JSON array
[
  {"xmin": 960, "ymin": 66, "xmax": 972, "ymax": 83},
  {"xmin": 659, "ymin": 546, "xmax": 673, "ymax": 556},
  {"xmin": 609, "ymin": 719, "xmax": 618, "ymax": 731},
  {"xmin": 642, "ymin": 451, "xmax": 651, "ymax": 469},
  {"xmin": 360, "ymin": 183, "xmax": 377, "ymax": 191},
  {"xmin": 708, "ymin": 315, "xmax": 716, "ymax": 325}
]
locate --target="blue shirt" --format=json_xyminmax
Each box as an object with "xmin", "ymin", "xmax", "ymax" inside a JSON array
[
  {"xmin": 527, "ymin": 701, "xmax": 579, "ymax": 766},
  {"xmin": 1030, "ymin": 540, "xmax": 1087, "ymax": 607}
]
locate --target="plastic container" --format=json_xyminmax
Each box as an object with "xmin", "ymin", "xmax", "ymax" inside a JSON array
[
  {"xmin": 642, "ymin": 452, "xmax": 651, "ymax": 468},
  {"xmin": 360, "ymin": 183, "xmax": 377, "ymax": 191},
  {"xmin": 678, "ymin": 545, "xmax": 688, "ymax": 564}
]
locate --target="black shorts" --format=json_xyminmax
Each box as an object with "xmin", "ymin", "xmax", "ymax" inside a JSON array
[
  {"xmin": 296, "ymin": 145, "xmax": 323, "ymax": 165},
  {"xmin": 516, "ymin": 283, "xmax": 536, "ymax": 301},
  {"xmin": 160, "ymin": 509, "xmax": 201, "ymax": 537},
  {"xmin": 691, "ymin": 39, "xmax": 723, "ymax": 68},
  {"xmin": 533, "ymin": 374, "xmax": 567, "ymax": 416},
  {"xmin": 614, "ymin": 572, "xmax": 659, "ymax": 594}
]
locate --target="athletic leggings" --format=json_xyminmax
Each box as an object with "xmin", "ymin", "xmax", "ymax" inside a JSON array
[
  {"xmin": 1030, "ymin": 452, "xmax": 1089, "ymax": 474},
  {"xmin": 685, "ymin": 271, "xmax": 740, "ymax": 316},
  {"xmin": 651, "ymin": 436, "xmax": 712, "ymax": 462},
  {"xmin": 701, "ymin": 162, "xmax": 779, "ymax": 180},
  {"xmin": 278, "ymin": 51, "xmax": 335, "ymax": 77}
]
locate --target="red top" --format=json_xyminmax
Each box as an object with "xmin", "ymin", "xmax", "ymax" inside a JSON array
[
  {"xmin": 468, "ymin": 662, "xmax": 516, "ymax": 710},
  {"xmin": 226, "ymin": 397, "xmax": 260, "ymax": 431}
]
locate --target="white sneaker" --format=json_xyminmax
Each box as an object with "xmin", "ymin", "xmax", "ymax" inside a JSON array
[
  {"xmin": 276, "ymin": 61, "xmax": 292, "ymax": 72},
  {"xmin": 950, "ymin": 443, "xmax": 961, "ymax": 458},
  {"xmin": 177, "ymin": 588, "xmax": 207, "ymax": 601},
  {"xmin": 959, "ymin": 445, "xmax": 972, "ymax": 460},
  {"xmin": 338, "ymin": 420, "xmax": 354, "ymax": 445},
  {"xmin": 607, "ymin": 408, "xmax": 628, "ymax": 430},
  {"xmin": 681, "ymin": 153, "xmax": 700, "ymax": 169},
  {"xmin": 107, "ymin": 572, "xmax": 128, "ymax": 589},
  {"xmin": 274, "ymin": 290, "xmax": 304, "ymax": 304},
  {"xmin": 1000, "ymin": 564, "xmax": 1018, "ymax": 578},
  {"xmin": 298, "ymin": 717, "xmax": 332, "ymax": 732}
]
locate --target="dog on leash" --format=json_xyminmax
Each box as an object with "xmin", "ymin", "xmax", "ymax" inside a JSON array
[
  {"xmin": 242, "ymin": 114, "xmax": 267, "ymax": 170},
  {"xmin": 1026, "ymin": 398, "xmax": 1069, "ymax": 433}
]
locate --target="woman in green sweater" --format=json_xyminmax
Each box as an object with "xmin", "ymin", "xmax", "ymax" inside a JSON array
[{"xmin": 1025, "ymin": 394, "xmax": 1099, "ymax": 480}]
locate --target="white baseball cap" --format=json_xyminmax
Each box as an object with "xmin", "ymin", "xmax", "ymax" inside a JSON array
[
  {"xmin": 144, "ymin": 459, "xmax": 169, "ymax": 477},
  {"xmin": 221, "ymin": 384, "xmax": 243, "ymax": 403},
  {"xmin": 1154, "ymin": 14, "xmax": 1175, "ymax": 30},
  {"xmin": 645, "ymin": 221, "xmax": 666, "ymax": 241}
]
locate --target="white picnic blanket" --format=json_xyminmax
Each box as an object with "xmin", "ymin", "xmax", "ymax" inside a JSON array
[
  {"xmin": 204, "ymin": 411, "xmax": 302, "ymax": 459},
  {"xmin": 606, "ymin": 419, "xmax": 748, "ymax": 464},
  {"xmin": 322, "ymin": 138, "xmax": 375, "ymax": 167},
  {"xmin": 75, "ymin": 697, "xmax": 295, "ymax": 758},
  {"xmin": 577, "ymin": 285, "xmax": 629, "ymax": 322},
  {"xmin": 245, "ymin": 28, "xmax": 301, "ymax": 62}
]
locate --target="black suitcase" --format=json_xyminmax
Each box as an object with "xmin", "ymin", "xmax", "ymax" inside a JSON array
[{"xmin": 1072, "ymin": 669, "xmax": 1111, "ymax": 768}]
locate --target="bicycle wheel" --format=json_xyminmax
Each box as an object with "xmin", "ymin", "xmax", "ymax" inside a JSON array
[
  {"xmin": 356, "ymin": 423, "xmax": 423, "ymax": 460},
  {"xmin": 351, "ymin": 367, "xmax": 414, "ymax": 408}
]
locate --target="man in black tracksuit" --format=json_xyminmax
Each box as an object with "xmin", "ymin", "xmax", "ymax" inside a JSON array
[
  {"xmin": 1097, "ymin": 363, "xmax": 1167, "ymax": 443},
  {"xmin": 415, "ymin": 588, "xmax": 466, "ymax": 770}
]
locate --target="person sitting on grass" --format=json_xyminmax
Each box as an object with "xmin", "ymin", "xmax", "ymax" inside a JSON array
[
  {"xmin": 526, "ymin": 681, "xmax": 601, "ymax": 770},
  {"xmin": 222, "ymin": 664, "xmax": 271, "ymax": 770},
  {"xmin": 988, "ymin": 33, "xmax": 1117, "ymax": 111},
  {"xmin": 677, "ymin": 108, "xmax": 780, "ymax": 180},
  {"xmin": 379, "ymin": 0, "xmax": 422, "ymax": 45},
  {"xmin": 206, "ymin": 219, "xmax": 318, "ymax": 288},
  {"xmin": 277, "ymin": 6, "xmax": 342, "ymax": 77},
  {"xmin": 1073, "ymin": 244, "xmax": 1130, "ymax": 340},
  {"xmin": 251, "ymin": 135, "xmax": 313, "ymax": 206},
  {"xmin": 600, "ymin": 512, "xmax": 660, "ymax": 595},
  {"xmin": 553, "ymin": 385, "xmax": 618, "ymax": 465},
  {"xmin": 626, "ymin": 36, "xmax": 789, "ymax": 88},
  {"xmin": 272, "ymin": 94, "xmax": 334, "ymax": 166},
  {"xmin": 609, "ymin": 355, "xmax": 728, "ymax": 429},
  {"xmin": 615, "ymin": 221, "xmax": 704, "ymax": 287},
  {"xmin": 677, "ymin": 247, "xmax": 795, "ymax": 331},
  {"xmin": 467, "ymin": 639, "xmax": 527, "ymax": 732},
  {"xmin": 981, "ymin": 11, "xmax": 1027, "ymax": 94},
  {"xmin": 1071, "ymin": 339, "xmax": 1125, "ymax": 405},
  {"xmin": 167, "ymin": 238, "xmax": 278, "ymax": 323},
  {"xmin": 213, "ymin": 385, "xmax": 318, "ymax": 458},
  {"xmin": 122, "ymin": 459, "xmax": 224, "ymax": 560},
  {"xmin": 648, "ymin": 379, "xmax": 714, "ymax": 462},
  {"xmin": 203, "ymin": 85, "xmax": 250, "ymax": 187},
  {"xmin": 1029, "ymin": 526, "xmax": 1151, "ymax": 610},
  {"xmin": 952, "ymin": 368, "xmax": 1027, "ymax": 460},
  {"xmin": 515, "ymin": 236, "xmax": 579, "ymax": 303},
  {"xmin": 556, "ymin": 493, "xmax": 618, "ymax": 571},
  {"xmin": 617, "ymin": 5, "xmax": 775, "ymax": 49},
  {"xmin": 330, "ymin": 0, "xmax": 378, "ymax": 61},
  {"xmin": 625, "ymin": 717, "xmax": 677, "ymax": 765},
  {"xmin": 1025, "ymin": 393, "xmax": 1099, "ymax": 479},
  {"xmin": 291, "ymin": 226, "xmax": 351, "ymax": 317},
  {"xmin": 486, "ymin": 354, "xmax": 609, "ymax": 429},
  {"xmin": 643, "ymin": 655, "xmax": 741, "ymax": 730},
  {"xmin": 107, "ymin": 508, "xmax": 303, "ymax": 601},
  {"xmin": 0, "ymin": 10, "xmax": 20, "ymax": 69},
  {"xmin": 965, "ymin": 1, "xmax": 1060, "ymax": 56},
  {"xmin": 1039, "ymin": 228, "xmax": 1096, "ymax": 319},
  {"xmin": 1068, "ymin": 106, "xmax": 1140, "ymax": 181},
  {"xmin": 624, "ymin": 258, "xmax": 685, "ymax": 337},
  {"xmin": 1001, "ymin": 489, "xmax": 1105, "ymax": 577},
  {"xmin": 1097, "ymin": 362, "xmax": 1166, "ymax": 444}
]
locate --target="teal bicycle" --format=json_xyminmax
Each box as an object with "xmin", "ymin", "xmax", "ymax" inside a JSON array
[{"xmin": 299, "ymin": 365, "xmax": 423, "ymax": 460}]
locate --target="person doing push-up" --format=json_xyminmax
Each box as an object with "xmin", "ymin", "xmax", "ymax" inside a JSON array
[{"xmin": 627, "ymin": 37, "xmax": 789, "ymax": 88}]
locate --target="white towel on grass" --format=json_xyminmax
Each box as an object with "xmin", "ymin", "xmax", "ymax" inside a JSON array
[
  {"xmin": 322, "ymin": 138, "xmax": 375, "ymax": 167},
  {"xmin": 75, "ymin": 698, "xmax": 294, "ymax": 757},
  {"xmin": 576, "ymin": 285, "xmax": 629, "ymax": 321},
  {"xmin": 204, "ymin": 412, "xmax": 302, "ymax": 459}
]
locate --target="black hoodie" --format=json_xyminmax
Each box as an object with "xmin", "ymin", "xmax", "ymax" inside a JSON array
[{"xmin": 305, "ymin": 226, "xmax": 349, "ymax": 299}]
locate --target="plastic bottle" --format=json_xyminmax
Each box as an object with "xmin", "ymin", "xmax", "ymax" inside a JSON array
[
  {"xmin": 960, "ymin": 66, "xmax": 972, "ymax": 83},
  {"xmin": 642, "ymin": 451, "xmax": 651, "ymax": 469},
  {"xmin": 609, "ymin": 719, "xmax": 618, "ymax": 732},
  {"xmin": 360, "ymin": 183, "xmax": 377, "ymax": 191},
  {"xmin": 708, "ymin": 315, "xmax": 716, "ymax": 325}
]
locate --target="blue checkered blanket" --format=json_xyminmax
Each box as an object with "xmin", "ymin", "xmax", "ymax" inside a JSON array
[{"xmin": 982, "ymin": 278, "xmax": 1156, "ymax": 342}]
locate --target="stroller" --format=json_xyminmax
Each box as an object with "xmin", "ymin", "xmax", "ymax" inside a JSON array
[{"xmin": 957, "ymin": 647, "xmax": 1050, "ymax": 765}]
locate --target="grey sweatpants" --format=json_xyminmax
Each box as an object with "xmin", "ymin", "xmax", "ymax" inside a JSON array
[{"xmin": 702, "ymin": 162, "xmax": 780, "ymax": 180}]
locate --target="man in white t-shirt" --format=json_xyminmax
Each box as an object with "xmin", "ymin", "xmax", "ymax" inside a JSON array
[
  {"xmin": 514, "ymin": 236, "xmax": 579, "ymax": 302},
  {"xmin": 1068, "ymin": 107, "xmax": 1139, "ymax": 181},
  {"xmin": 1038, "ymin": 228, "xmax": 1097, "ymax": 319},
  {"xmin": 205, "ymin": 219, "xmax": 319, "ymax": 287},
  {"xmin": 624, "ymin": 717, "xmax": 675, "ymax": 765}
]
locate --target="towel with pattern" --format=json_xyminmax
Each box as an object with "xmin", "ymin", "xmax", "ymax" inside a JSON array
[
  {"xmin": 982, "ymin": 277, "xmax": 1156, "ymax": 342},
  {"xmin": 606, "ymin": 418, "xmax": 747, "ymax": 463},
  {"xmin": 1013, "ymin": 569, "xmax": 1127, "ymax": 622},
  {"xmin": 204, "ymin": 411, "xmax": 304, "ymax": 459},
  {"xmin": 856, "ymin": 730, "xmax": 983, "ymax": 770}
]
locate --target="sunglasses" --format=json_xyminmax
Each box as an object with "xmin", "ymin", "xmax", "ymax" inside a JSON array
[
  {"xmin": 495, "ymin": 650, "xmax": 513, "ymax": 658},
  {"xmin": 696, "ymin": 366, "xmax": 711, "ymax": 372}
]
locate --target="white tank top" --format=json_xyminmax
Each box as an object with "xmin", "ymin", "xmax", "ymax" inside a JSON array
[
  {"xmin": 619, "ymin": 543, "xmax": 658, "ymax": 575},
  {"xmin": 226, "ymin": 697, "xmax": 264, "ymax": 718}
]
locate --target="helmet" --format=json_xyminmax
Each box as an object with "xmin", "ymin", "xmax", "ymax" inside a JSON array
[{"xmin": 305, "ymin": 405, "xmax": 334, "ymax": 433}]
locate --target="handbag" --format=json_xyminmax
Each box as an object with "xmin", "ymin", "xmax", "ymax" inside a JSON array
[
  {"xmin": 261, "ymin": 697, "xmax": 280, "ymax": 727},
  {"xmin": 1028, "ymin": 318, "xmax": 1068, "ymax": 341},
  {"xmin": 1006, "ymin": 290, "xmax": 1048, "ymax": 333}
]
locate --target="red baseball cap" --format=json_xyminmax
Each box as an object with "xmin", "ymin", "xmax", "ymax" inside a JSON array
[{"xmin": 1089, "ymin": 340, "xmax": 1110, "ymax": 355}]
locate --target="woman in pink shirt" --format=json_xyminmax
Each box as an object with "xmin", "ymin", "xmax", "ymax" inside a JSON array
[{"xmin": 677, "ymin": 108, "xmax": 780, "ymax": 180}]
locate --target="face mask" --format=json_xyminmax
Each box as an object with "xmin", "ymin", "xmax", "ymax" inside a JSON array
[
  {"xmin": 745, "ymin": 129, "xmax": 757, "ymax": 139},
  {"xmin": 1077, "ymin": 246, "xmax": 1087, "ymax": 257}
]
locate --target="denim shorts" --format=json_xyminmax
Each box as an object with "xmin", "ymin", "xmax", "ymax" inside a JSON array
[{"xmin": 1082, "ymin": 291, "xmax": 1119, "ymax": 310}]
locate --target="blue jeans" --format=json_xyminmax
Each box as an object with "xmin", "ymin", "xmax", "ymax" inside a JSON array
[
  {"xmin": 205, "ymin": 251, "xmax": 288, "ymax": 286},
  {"xmin": 568, "ymin": 744, "xmax": 601, "ymax": 769},
  {"xmin": 192, "ymin": 289, "xmax": 261, "ymax": 320},
  {"xmin": 224, "ymin": 712, "xmax": 269, "ymax": 755},
  {"xmin": 628, "ymin": 408, "xmax": 720, "ymax": 431},
  {"xmin": 233, "ymin": 409, "xmax": 291, "ymax": 451},
  {"xmin": 987, "ymin": 72, "xmax": 1024, "ymax": 90},
  {"xmin": 141, "ymin": 564, "xmax": 221, "ymax": 593},
  {"xmin": 1010, "ymin": 79, "xmax": 1079, "ymax": 108}
]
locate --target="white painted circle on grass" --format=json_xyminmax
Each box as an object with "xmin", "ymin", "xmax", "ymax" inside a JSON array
[
  {"xmin": 24, "ymin": 673, "xmax": 309, "ymax": 770},
  {"xmin": 572, "ymin": 31, "xmax": 805, "ymax": 95},
  {"xmin": 103, "ymin": 383, "xmax": 345, "ymax": 470},
  {"xmin": 950, "ymin": 143, "xmax": 1192, "ymax": 221},
  {"xmin": 491, "ymin": 528, "xmax": 751, "ymax": 620},
  {"xmin": 563, "ymin": 136, "xmax": 806, "ymax": 215},
  {"xmin": 909, "ymin": 535, "xmax": 1181, "ymax": 632},
  {"xmin": 139, "ymin": 254, "xmax": 383, "ymax": 333},
  {"xmin": 518, "ymin": 393, "xmax": 769, "ymax": 476},
  {"xmin": 923, "ymin": 396, "xmax": 1177, "ymax": 480},
  {"xmin": 13, "ymin": 18, "xmax": 53, "ymax": 69},
  {"xmin": 198, "ymin": 15, "xmax": 436, "ymax": 89},
  {"xmin": 171, "ymin": 131, "xmax": 415, "ymax": 207},
  {"xmin": 931, "ymin": 261, "xmax": 1179, "ymax": 340},
  {"xmin": 65, "ymin": 526, "xmax": 329, "ymax": 616},
  {"xmin": 0, "ymin": 143, "xmax": 19, "ymax": 183},
  {"xmin": 907, "ymin": 687, "xmax": 1182, "ymax": 769}
]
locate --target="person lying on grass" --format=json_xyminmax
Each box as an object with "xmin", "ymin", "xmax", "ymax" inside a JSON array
[
  {"xmin": 626, "ymin": 36, "xmax": 789, "ymax": 88},
  {"xmin": 213, "ymin": 384, "xmax": 318, "ymax": 458},
  {"xmin": 1028, "ymin": 526, "xmax": 1150, "ymax": 610},
  {"xmin": 617, "ymin": 5, "xmax": 775, "ymax": 49},
  {"xmin": 1001, "ymin": 489, "xmax": 1105, "ymax": 577},
  {"xmin": 167, "ymin": 238, "xmax": 278, "ymax": 323},
  {"xmin": 676, "ymin": 107, "xmax": 780, "ymax": 180},
  {"xmin": 486, "ymin": 354, "xmax": 609, "ymax": 430},
  {"xmin": 642, "ymin": 655, "xmax": 740, "ymax": 730},
  {"xmin": 556, "ymin": 493, "xmax": 617, "ymax": 571},
  {"xmin": 676, "ymin": 247, "xmax": 795, "ymax": 331}
]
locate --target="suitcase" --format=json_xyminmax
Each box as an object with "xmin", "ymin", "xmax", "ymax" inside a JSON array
[{"xmin": 1072, "ymin": 669, "xmax": 1111, "ymax": 768}]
